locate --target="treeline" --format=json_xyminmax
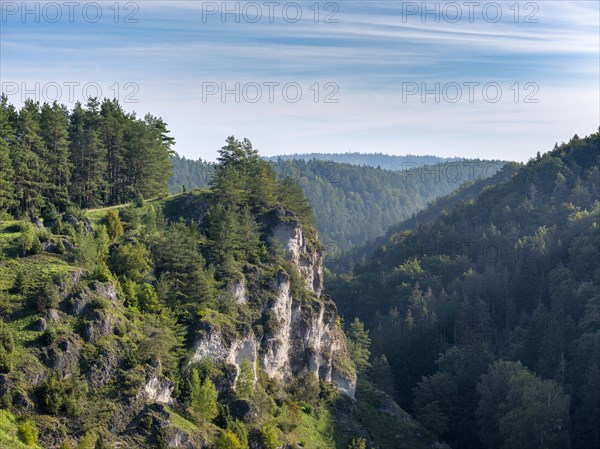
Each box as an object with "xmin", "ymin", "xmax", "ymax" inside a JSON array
[
  {"xmin": 0, "ymin": 95, "xmax": 174, "ymax": 218},
  {"xmin": 327, "ymin": 132, "xmax": 600, "ymax": 449},
  {"xmin": 264, "ymin": 152, "xmax": 461, "ymax": 171},
  {"xmin": 170, "ymin": 155, "xmax": 505, "ymax": 255},
  {"xmin": 168, "ymin": 153, "xmax": 214, "ymax": 193}
]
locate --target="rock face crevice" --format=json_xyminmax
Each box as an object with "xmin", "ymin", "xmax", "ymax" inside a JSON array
[{"xmin": 192, "ymin": 216, "xmax": 356, "ymax": 398}]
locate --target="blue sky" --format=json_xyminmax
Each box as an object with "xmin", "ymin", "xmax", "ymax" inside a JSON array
[{"xmin": 1, "ymin": 1, "xmax": 598, "ymax": 161}]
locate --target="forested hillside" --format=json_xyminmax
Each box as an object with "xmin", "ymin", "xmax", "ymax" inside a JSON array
[
  {"xmin": 168, "ymin": 155, "xmax": 214, "ymax": 194},
  {"xmin": 170, "ymin": 156, "xmax": 505, "ymax": 255},
  {"xmin": 0, "ymin": 124, "xmax": 444, "ymax": 449},
  {"xmin": 0, "ymin": 95, "xmax": 174, "ymax": 216},
  {"xmin": 329, "ymin": 162, "xmax": 520, "ymax": 273},
  {"xmin": 327, "ymin": 132, "xmax": 600, "ymax": 449}
]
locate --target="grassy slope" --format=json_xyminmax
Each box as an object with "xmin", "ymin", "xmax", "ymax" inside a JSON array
[{"xmin": 0, "ymin": 410, "xmax": 44, "ymax": 449}]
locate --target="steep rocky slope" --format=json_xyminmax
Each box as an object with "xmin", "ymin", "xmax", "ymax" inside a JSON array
[
  {"xmin": 0, "ymin": 193, "xmax": 356, "ymax": 449},
  {"xmin": 188, "ymin": 204, "xmax": 356, "ymax": 398}
]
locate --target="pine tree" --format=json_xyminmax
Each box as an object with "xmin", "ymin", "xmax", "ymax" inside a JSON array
[
  {"xmin": 189, "ymin": 370, "xmax": 218, "ymax": 422},
  {"xmin": 276, "ymin": 177, "xmax": 313, "ymax": 225},
  {"xmin": 347, "ymin": 317, "xmax": 371, "ymax": 372},
  {"xmin": 0, "ymin": 96, "xmax": 16, "ymax": 215},
  {"xmin": 40, "ymin": 101, "xmax": 71, "ymax": 210},
  {"xmin": 100, "ymin": 99, "xmax": 126, "ymax": 204},
  {"xmin": 369, "ymin": 355, "xmax": 396, "ymax": 396},
  {"xmin": 13, "ymin": 100, "xmax": 48, "ymax": 216},
  {"xmin": 0, "ymin": 135, "xmax": 15, "ymax": 215},
  {"xmin": 69, "ymin": 99, "xmax": 106, "ymax": 208}
]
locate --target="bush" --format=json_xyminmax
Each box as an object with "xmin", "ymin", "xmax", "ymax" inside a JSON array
[
  {"xmin": 259, "ymin": 424, "xmax": 280, "ymax": 449},
  {"xmin": 0, "ymin": 346, "xmax": 13, "ymax": 373},
  {"xmin": 37, "ymin": 282, "xmax": 61, "ymax": 312},
  {"xmin": 0, "ymin": 290, "xmax": 11, "ymax": 314},
  {"xmin": 189, "ymin": 372, "xmax": 218, "ymax": 421},
  {"xmin": 0, "ymin": 321, "xmax": 16, "ymax": 353},
  {"xmin": 215, "ymin": 429, "xmax": 244, "ymax": 449},
  {"xmin": 137, "ymin": 283, "xmax": 160, "ymax": 314},
  {"xmin": 17, "ymin": 418, "xmax": 38, "ymax": 446},
  {"xmin": 278, "ymin": 402, "xmax": 301, "ymax": 433},
  {"xmin": 110, "ymin": 242, "xmax": 152, "ymax": 283},
  {"xmin": 11, "ymin": 271, "xmax": 26, "ymax": 294},
  {"xmin": 227, "ymin": 419, "xmax": 249, "ymax": 449},
  {"xmin": 53, "ymin": 217, "xmax": 76, "ymax": 237},
  {"xmin": 236, "ymin": 358, "xmax": 255, "ymax": 399},
  {"xmin": 76, "ymin": 431, "xmax": 97, "ymax": 449},
  {"xmin": 348, "ymin": 438, "xmax": 367, "ymax": 449},
  {"xmin": 42, "ymin": 203, "xmax": 60, "ymax": 223},
  {"xmin": 0, "ymin": 321, "xmax": 16, "ymax": 373},
  {"xmin": 40, "ymin": 372, "xmax": 87, "ymax": 416},
  {"xmin": 18, "ymin": 222, "xmax": 37, "ymax": 256},
  {"xmin": 105, "ymin": 210, "xmax": 124, "ymax": 240}
]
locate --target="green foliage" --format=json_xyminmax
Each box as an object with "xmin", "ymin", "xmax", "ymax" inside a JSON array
[
  {"xmin": 369, "ymin": 355, "xmax": 395, "ymax": 396},
  {"xmin": 288, "ymin": 373, "xmax": 321, "ymax": 404},
  {"xmin": 172, "ymin": 151, "xmax": 504, "ymax": 254},
  {"xmin": 40, "ymin": 371, "xmax": 88, "ymax": 416},
  {"xmin": 121, "ymin": 277, "xmax": 139, "ymax": 309},
  {"xmin": 136, "ymin": 315, "xmax": 184, "ymax": 374},
  {"xmin": 110, "ymin": 242, "xmax": 152, "ymax": 282},
  {"xmin": 16, "ymin": 418, "xmax": 38, "ymax": 446},
  {"xmin": 0, "ymin": 110, "xmax": 16, "ymax": 213},
  {"xmin": 236, "ymin": 358, "xmax": 255, "ymax": 399},
  {"xmin": 11, "ymin": 270, "xmax": 26, "ymax": 294},
  {"xmin": 188, "ymin": 370, "xmax": 218, "ymax": 422},
  {"xmin": 153, "ymin": 221, "xmax": 217, "ymax": 309},
  {"xmin": 207, "ymin": 204, "xmax": 260, "ymax": 277},
  {"xmin": 259, "ymin": 423, "xmax": 280, "ymax": 449},
  {"xmin": 329, "ymin": 132, "xmax": 600, "ymax": 449},
  {"xmin": 0, "ymin": 321, "xmax": 16, "ymax": 373},
  {"xmin": 59, "ymin": 439, "xmax": 73, "ymax": 449},
  {"xmin": 226, "ymin": 419, "xmax": 249, "ymax": 449},
  {"xmin": 476, "ymin": 361, "xmax": 571, "ymax": 449},
  {"xmin": 105, "ymin": 210, "xmax": 124, "ymax": 241},
  {"xmin": 348, "ymin": 438, "xmax": 367, "ymax": 449},
  {"xmin": 0, "ymin": 97, "xmax": 173, "ymax": 216},
  {"xmin": 76, "ymin": 432, "xmax": 97, "ymax": 449},
  {"xmin": 74, "ymin": 229, "xmax": 110, "ymax": 277},
  {"xmin": 36, "ymin": 281, "xmax": 60, "ymax": 312},
  {"xmin": 133, "ymin": 192, "xmax": 145, "ymax": 208},
  {"xmin": 18, "ymin": 222, "xmax": 38, "ymax": 256},
  {"xmin": 0, "ymin": 320, "xmax": 16, "ymax": 353},
  {"xmin": 137, "ymin": 283, "xmax": 161, "ymax": 314},
  {"xmin": 215, "ymin": 429, "xmax": 243, "ymax": 449},
  {"xmin": 347, "ymin": 317, "xmax": 371, "ymax": 373}
]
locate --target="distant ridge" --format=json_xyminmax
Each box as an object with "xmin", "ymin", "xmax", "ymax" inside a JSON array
[{"xmin": 264, "ymin": 153, "xmax": 463, "ymax": 171}]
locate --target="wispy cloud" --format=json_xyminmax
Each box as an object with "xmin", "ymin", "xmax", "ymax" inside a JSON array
[{"xmin": 1, "ymin": 0, "xmax": 598, "ymax": 161}]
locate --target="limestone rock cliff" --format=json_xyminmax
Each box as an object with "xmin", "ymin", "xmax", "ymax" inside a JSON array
[{"xmin": 192, "ymin": 212, "xmax": 356, "ymax": 398}]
